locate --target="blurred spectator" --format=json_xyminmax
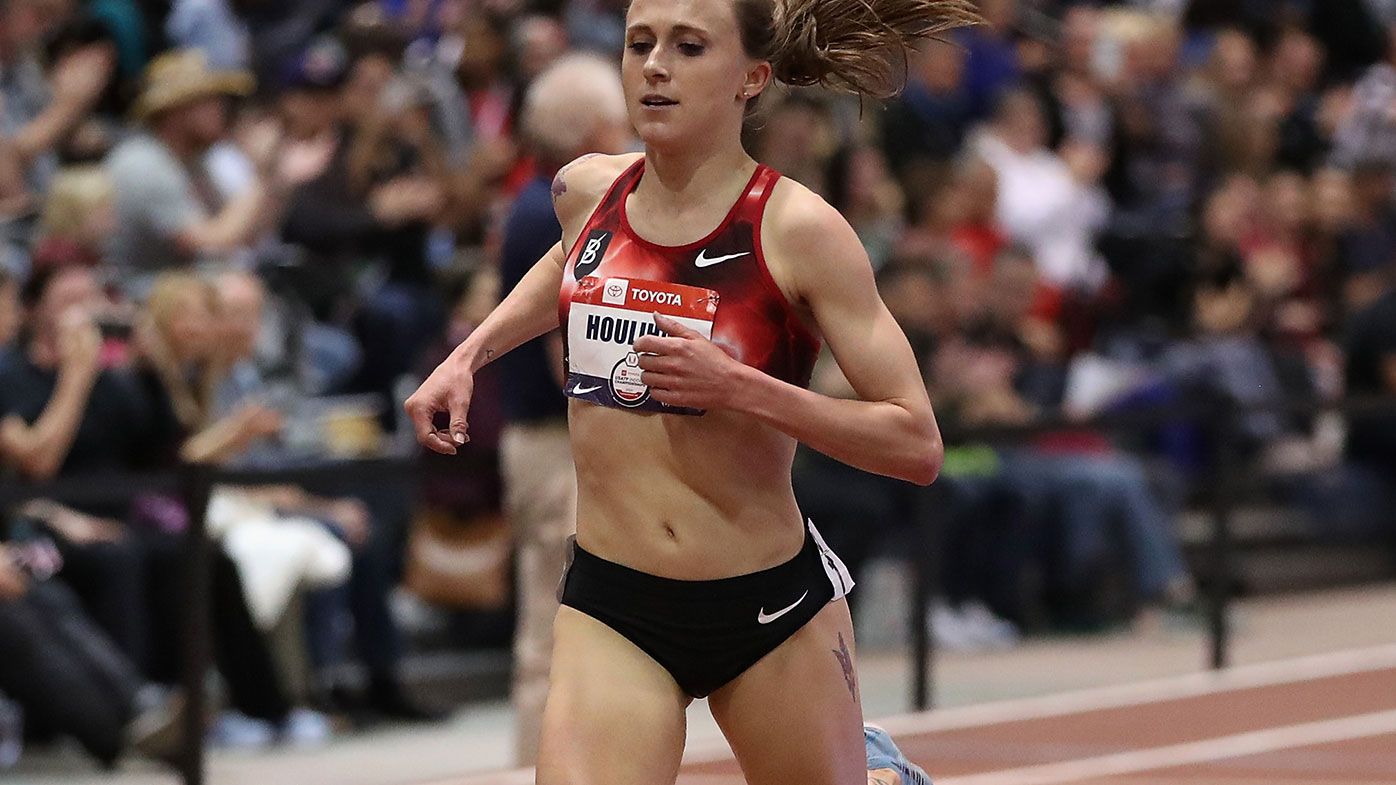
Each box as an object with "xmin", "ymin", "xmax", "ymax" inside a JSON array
[
  {"xmin": 0, "ymin": 540, "xmax": 182, "ymax": 768},
  {"xmin": 512, "ymin": 14, "xmax": 569, "ymax": 82},
  {"xmin": 106, "ymin": 50, "xmax": 320, "ymax": 299},
  {"xmin": 879, "ymin": 43, "xmax": 972, "ymax": 187},
  {"xmin": 1330, "ymin": 24, "xmax": 1396, "ymax": 170},
  {"xmin": 0, "ymin": 0, "xmax": 115, "ymax": 195},
  {"xmin": 165, "ymin": 0, "xmax": 252, "ymax": 71},
  {"xmin": 957, "ymin": 0, "xmax": 1022, "ymax": 121},
  {"xmin": 1159, "ymin": 268, "xmax": 1317, "ymax": 466},
  {"xmin": 750, "ymin": 93, "xmax": 841, "ymax": 200},
  {"xmin": 275, "ymin": 39, "xmax": 448, "ymax": 412},
  {"xmin": 840, "ymin": 146, "xmax": 905, "ymax": 270},
  {"xmin": 32, "ymin": 166, "xmax": 115, "ymax": 271},
  {"xmin": 1339, "ymin": 163, "xmax": 1396, "ymax": 302},
  {"xmin": 971, "ymin": 88, "xmax": 1111, "ymax": 295},
  {"xmin": 499, "ymin": 51, "xmax": 629, "ymax": 765},
  {"xmin": 1051, "ymin": 6, "xmax": 1114, "ymax": 149},
  {"xmin": 1195, "ymin": 28, "xmax": 1266, "ymax": 175},
  {"xmin": 1109, "ymin": 15, "xmax": 1213, "ymax": 227},
  {"xmin": 1269, "ymin": 28, "xmax": 1330, "ymax": 172},
  {"xmin": 210, "ymin": 270, "xmax": 442, "ymax": 724},
  {"xmin": 0, "ymin": 265, "xmax": 308, "ymax": 748}
]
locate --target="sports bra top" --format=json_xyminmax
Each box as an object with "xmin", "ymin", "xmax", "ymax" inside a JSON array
[{"xmin": 558, "ymin": 158, "xmax": 821, "ymax": 399}]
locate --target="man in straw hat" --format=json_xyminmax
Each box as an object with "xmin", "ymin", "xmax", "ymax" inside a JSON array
[{"xmin": 106, "ymin": 50, "xmax": 320, "ymax": 298}]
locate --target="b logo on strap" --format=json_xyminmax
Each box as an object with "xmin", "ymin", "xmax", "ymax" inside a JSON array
[{"xmin": 574, "ymin": 229, "xmax": 612, "ymax": 280}]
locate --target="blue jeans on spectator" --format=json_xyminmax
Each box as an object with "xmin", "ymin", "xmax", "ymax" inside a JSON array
[
  {"xmin": 1000, "ymin": 450, "xmax": 1190, "ymax": 605},
  {"xmin": 1284, "ymin": 462, "xmax": 1396, "ymax": 542}
]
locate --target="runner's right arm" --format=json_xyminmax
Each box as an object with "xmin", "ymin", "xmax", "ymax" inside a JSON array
[
  {"xmin": 406, "ymin": 153, "xmax": 638, "ymax": 453},
  {"xmin": 405, "ymin": 241, "xmax": 566, "ymax": 454}
]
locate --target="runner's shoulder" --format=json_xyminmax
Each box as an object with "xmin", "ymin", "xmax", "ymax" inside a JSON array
[
  {"xmin": 761, "ymin": 174, "xmax": 865, "ymax": 282},
  {"xmin": 552, "ymin": 152, "xmax": 643, "ymax": 227}
]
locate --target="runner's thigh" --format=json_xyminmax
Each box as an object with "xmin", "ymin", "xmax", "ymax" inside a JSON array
[
  {"xmin": 536, "ymin": 606, "xmax": 690, "ymax": 785},
  {"xmin": 707, "ymin": 598, "xmax": 866, "ymax": 785}
]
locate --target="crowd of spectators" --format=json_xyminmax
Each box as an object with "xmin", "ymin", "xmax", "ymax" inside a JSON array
[{"xmin": 1, "ymin": 0, "xmax": 1396, "ymax": 770}]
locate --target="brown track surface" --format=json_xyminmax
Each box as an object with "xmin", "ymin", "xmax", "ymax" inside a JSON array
[{"xmin": 451, "ymin": 663, "xmax": 1396, "ymax": 785}]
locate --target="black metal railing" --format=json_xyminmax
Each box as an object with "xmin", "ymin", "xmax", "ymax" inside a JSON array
[{"xmin": 907, "ymin": 393, "xmax": 1396, "ymax": 711}]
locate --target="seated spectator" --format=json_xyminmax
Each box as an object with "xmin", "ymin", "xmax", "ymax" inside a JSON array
[
  {"xmin": 0, "ymin": 538, "xmax": 181, "ymax": 768},
  {"xmin": 880, "ymin": 42, "xmax": 972, "ymax": 187},
  {"xmin": 928, "ymin": 249, "xmax": 1195, "ymax": 629},
  {"xmin": 971, "ymin": 89, "xmax": 1111, "ymax": 298},
  {"xmin": 0, "ymin": 0, "xmax": 114, "ymax": 196},
  {"xmin": 211, "ymin": 270, "xmax": 443, "ymax": 723},
  {"xmin": 0, "ymin": 265, "xmax": 314, "ymax": 748},
  {"xmin": 32, "ymin": 166, "xmax": 115, "ymax": 271},
  {"xmin": 106, "ymin": 50, "xmax": 320, "ymax": 299},
  {"xmin": 1292, "ymin": 261, "xmax": 1396, "ymax": 541},
  {"xmin": 275, "ymin": 38, "xmax": 447, "ymax": 413},
  {"xmin": 1328, "ymin": 23, "xmax": 1396, "ymax": 170}
]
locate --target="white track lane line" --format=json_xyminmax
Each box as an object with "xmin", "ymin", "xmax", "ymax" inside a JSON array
[
  {"xmin": 935, "ymin": 708, "xmax": 1396, "ymax": 785},
  {"xmin": 682, "ymin": 644, "xmax": 1396, "ymax": 764},
  {"xmin": 871, "ymin": 643, "xmax": 1396, "ymax": 736}
]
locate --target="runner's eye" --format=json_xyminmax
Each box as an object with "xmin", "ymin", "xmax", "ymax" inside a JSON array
[
  {"xmin": 678, "ymin": 42, "xmax": 705, "ymax": 56},
  {"xmin": 627, "ymin": 40, "xmax": 654, "ymax": 54}
]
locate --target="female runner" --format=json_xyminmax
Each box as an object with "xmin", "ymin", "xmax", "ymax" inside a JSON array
[{"xmin": 407, "ymin": 0, "xmax": 978, "ymax": 782}]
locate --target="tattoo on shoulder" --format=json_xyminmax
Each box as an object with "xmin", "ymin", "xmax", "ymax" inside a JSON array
[
  {"xmin": 551, "ymin": 153, "xmax": 603, "ymax": 202},
  {"xmin": 832, "ymin": 632, "xmax": 857, "ymax": 702}
]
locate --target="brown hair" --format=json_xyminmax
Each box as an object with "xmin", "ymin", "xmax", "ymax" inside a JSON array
[{"xmin": 734, "ymin": 0, "xmax": 982, "ymax": 98}]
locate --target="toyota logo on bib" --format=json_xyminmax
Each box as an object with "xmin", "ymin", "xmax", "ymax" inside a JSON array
[{"xmin": 602, "ymin": 278, "xmax": 629, "ymax": 304}]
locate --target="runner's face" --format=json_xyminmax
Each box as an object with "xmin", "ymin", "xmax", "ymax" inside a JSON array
[{"xmin": 622, "ymin": 0, "xmax": 763, "ymax": 150}]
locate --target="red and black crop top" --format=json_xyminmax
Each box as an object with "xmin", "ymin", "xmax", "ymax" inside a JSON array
[{"xmin": 558, "ymin": 158, "xmax": 821, "ymax": 405}]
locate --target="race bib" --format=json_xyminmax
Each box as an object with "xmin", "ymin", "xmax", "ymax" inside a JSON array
[{"xmin": 566, "ymin": 276, "xmax": 719, "ymax": 415}]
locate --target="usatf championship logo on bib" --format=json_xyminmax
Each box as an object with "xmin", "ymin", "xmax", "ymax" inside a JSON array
[{"xmin": 566, "ymin": 277, "xmax": 719, "ymax": 415}]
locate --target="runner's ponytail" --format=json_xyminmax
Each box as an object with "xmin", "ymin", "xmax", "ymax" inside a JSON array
[{"xmin": 735, "ymin": 0, "xmax": 982, "ymax": 98}]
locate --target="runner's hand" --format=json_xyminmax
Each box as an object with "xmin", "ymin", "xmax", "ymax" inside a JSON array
[
  {"xmin": 634, "ymin": 314, "xmax": 743, "ymax": 411},
  {"xmin": 404, "ymin": 355, "xmax": 473, "ymax": 455}
]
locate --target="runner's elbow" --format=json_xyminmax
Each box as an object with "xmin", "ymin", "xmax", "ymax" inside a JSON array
[
  {"xmin": 892, "ymin": 410, "xmax": 942, "ymax": 486},
  {"xmin": 914, "ymin": 410, "xmax": 944, "ymax": 485}
]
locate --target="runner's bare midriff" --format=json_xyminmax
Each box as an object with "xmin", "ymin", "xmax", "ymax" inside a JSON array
[{"xmin": 568, "ymin": 398, "xmax": 808, "ymax": 580}]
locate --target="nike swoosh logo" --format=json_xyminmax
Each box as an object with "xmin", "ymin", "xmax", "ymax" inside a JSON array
[
  {"xmin": 571, "ymin": 383, "xmax": 601, "ymax": 395},
  {"xmin": 757, "ymin": 590, "xmax": 809, "ymax": 625},
  {"xmin": 694, "ymin": 250, "xmax": 750, "ymax": 268}
]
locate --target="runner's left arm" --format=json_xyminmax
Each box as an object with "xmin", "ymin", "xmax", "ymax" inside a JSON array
[{"xmin": 637, "ymin": 194, "xmax": 942, "ymax": 484}]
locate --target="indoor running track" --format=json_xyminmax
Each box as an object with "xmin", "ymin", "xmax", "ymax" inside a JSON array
[{"xmin": 443, "ymin": 644, "xmax": 1396, "ymax": 785}]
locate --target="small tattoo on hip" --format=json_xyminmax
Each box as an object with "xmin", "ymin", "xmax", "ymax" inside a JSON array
[{"xmin": 832, "ymin": 632, "xmax": 856, "ymax": 701}]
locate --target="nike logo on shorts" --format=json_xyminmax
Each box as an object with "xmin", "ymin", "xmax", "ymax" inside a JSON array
[
  {"xmin": 571, "ymin": 383, "xmax": 602, "ymax": 395},
  {"xmin": 757, "ymin": 590, "xmax": 809, "ymax": 625},
  {"xmin": 694, "ymin": 250, "xmax": 750, "ymax": 268}
]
